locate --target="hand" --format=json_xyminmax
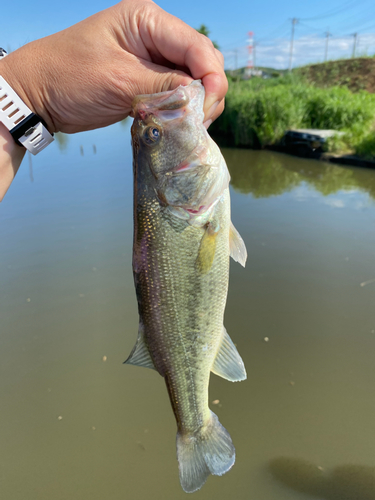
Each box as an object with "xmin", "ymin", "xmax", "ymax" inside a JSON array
[{"xmin": 0, "ymin": 0, "xmax": 227, "ymax": 135}]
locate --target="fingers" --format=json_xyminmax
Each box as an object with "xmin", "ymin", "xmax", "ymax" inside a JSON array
[
  {"xmin": 123, "ymin": 56, "xmax": 225, "ymax": 126},
  {"xmin": 136, "ymin": 3, "xmax": 227, "ymax": 121},
  {"xmin": 122, "ymin": 57, "xmax": 194, "ymax": 112}
]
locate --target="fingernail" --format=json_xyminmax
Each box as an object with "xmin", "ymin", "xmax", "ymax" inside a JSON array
[
  {"xmin": 206, "ymin": 100, "xmax": 220, "ymax": 121},
  {"xmin": 203, "ymin": 119, "xmax": 213, "ymax": 129}
]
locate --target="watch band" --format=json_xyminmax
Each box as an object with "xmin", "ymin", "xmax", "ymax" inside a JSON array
[{"xmin": 0, "ymin": 48, "xmax": 54, "ymax": 155}]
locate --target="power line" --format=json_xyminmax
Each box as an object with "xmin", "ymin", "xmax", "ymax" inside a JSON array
[
  {"xmin": 256, "ymin": 20, "xmax": 290, "ymax": 43},
  {"xmin": 221, "ymin": 38, "xmax": 248, "ymax": 50},
  {"xmin": 335, "ymin": 12, "xmax": 375, "ymax": 36},
  {"xmin": 300, "ymin": 0, "xmax": 366, "ymax": 22},
  {"xmin": 299, "ymin": 21, "xmax": 327, "ymax": 33},
  {"xmin": 221, "ymin": 16, "xmax": 375, "ymax": 71},
  {"xmin": 257, "ymin": 29, "xmax": 293, "ymax": 46}
]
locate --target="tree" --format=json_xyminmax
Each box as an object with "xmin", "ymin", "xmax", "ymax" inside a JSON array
[{"xmin": 196, "ymin": 24, "xmax": 219, "ymax": 50}]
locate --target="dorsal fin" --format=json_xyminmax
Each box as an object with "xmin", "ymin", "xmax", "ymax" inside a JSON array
[
  {"xmin": 124, "ymin": 322, "xmax": 156, "ymax": 370},
  {"xmin": 211, "ymin": 327, "xmax": 247, "ymax": 382}
]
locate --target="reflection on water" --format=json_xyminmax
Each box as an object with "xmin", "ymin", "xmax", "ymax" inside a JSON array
[
  {"xmin": 2, "ymin": 129, "xmax": 375, "ymax": 500},
  {"xmin": 224, "ymin": 149, "xmax": 300, "ymax": 197},
  {"xmin": 270, "ymin": 457, "xmax": 375, "ymax": 500},
  {"xmin": 27, "ymin": 151, "xmax": 34, "ymax": 183},
  {"xmin": 54, "ymin": 131, "xmax": 69, "ymax": 152},
  {"xmin": 224, "ymin": 147, "xmax": 375, "ymax": 200}
]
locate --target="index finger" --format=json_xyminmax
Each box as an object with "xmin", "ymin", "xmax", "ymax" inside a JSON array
[{"xmin": 137, "ymin": 3, "xmax": 228, "ymax": 119}]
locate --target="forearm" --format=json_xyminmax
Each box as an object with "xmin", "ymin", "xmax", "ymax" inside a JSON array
[
  {"xmin": 0, "ymin": 53, "xmax": 35, "ymax": 201},
  {"xmin": 0, "ymin": 0, "xmax": 227, "ymax": 202},
  {"xmin": 0, "ymin": 123, "xmax": 26, "ymax": 201}
]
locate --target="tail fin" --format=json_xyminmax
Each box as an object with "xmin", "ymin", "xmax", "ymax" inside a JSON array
[{"xmin": 176, "ymin": 411, "xmax": 235, "ymax": 493}]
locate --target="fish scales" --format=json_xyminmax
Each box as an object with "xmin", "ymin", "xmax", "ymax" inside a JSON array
[
  {"xmin": 127, "ymin": 81, "xmax": 247, "ymax": 493},
  {"xmin": 135, "ymin": 186, "xmax": 230, "ymax": 431}
]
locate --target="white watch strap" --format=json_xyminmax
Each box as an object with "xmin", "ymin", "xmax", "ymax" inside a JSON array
[
  {"xmin": 0, "ymin": 75, "xmax": 33, "ymax": 131},
  {"xmin": 0, "ymin": 67, "xmax": 54, "ymax": 155},
  {"xmin": 18, "ymin": 121, "xmax": 55, "ymax": 154}
]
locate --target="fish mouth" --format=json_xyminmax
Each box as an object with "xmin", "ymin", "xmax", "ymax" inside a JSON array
[
  {"xmin": 131, "ymin": 80, "xmax": 203, "ymax": 118},
  {"xmin": 132, "ymin": 86, "xmax": 189, "ymax": 116}
]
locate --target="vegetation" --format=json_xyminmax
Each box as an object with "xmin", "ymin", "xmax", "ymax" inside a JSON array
[
  {"xmin": 210, "ymin": 73, "xmax": 375, "ymax": 159},
  {"xmin": 295, "ymin": 57, "xmax": 375, "ymax": 93},
  {"xmin": 55, "ymin": 132, "xmax": 69, "ymax": 152}
]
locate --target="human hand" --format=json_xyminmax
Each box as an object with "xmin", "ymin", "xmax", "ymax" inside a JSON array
[{"xmin": 0, "ymin": 0, "xmax": 227, "ymax": 135}]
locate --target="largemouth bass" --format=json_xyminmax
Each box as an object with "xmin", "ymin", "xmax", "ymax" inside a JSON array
[{"xmin": 126, "ymin": 81, "xmax": 247, "ymax": 493}]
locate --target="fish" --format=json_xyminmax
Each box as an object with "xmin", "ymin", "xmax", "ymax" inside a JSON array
[{"xmin": 125, "ymin": 80, "xmax": 247, "ymax": 493}]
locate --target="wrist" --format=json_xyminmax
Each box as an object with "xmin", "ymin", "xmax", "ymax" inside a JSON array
[
  {"xmin": 0, "ymin": 122, "xmax": 26, "ymax": 201},
  {"xmin": 0, "ymin": 46, "xmax": 55, "ymax": 134},
  {"xmin": 0, "ymin": 48, "xmax": 55, "ymax": 154}
]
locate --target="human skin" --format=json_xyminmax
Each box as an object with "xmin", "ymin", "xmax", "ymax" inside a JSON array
[{"xmin": 0, "ymin": 0, "xmax": 227, "ymax": 201}]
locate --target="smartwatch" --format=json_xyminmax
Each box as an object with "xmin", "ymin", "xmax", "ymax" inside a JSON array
[{"xmin": 0, "ymin": 48, "xmax": 54, "ymax": 155}]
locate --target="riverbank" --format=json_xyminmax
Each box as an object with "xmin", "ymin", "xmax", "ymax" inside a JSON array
[
  {"xmin": 210, "ymin": 72, "xmax": 375, "ymax": 163},
  {"xmin": 266, "ymin": 144, "xmax": 375, "ymax": 169},
  {"xmin": 295, "ymin": 57, "xmax": 375, "ymax": 93}
]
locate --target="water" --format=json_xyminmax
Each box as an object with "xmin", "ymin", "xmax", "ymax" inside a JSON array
[{"xmin": 1, "ymin": 123, "xmax": 375, "ymax": 500}]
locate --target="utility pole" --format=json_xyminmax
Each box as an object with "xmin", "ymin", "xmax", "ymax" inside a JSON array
[
  {"xmin": 324, "ymin": 30, "xmax": 331, "ymax": 62},
  {"xmin": 352, "ymin": 33, "xmax": 358, "ymax": 58},
  {"xmin": 234, "ymin": 49, "xmax": 238, "ymax": 71},
  {"xmin": 289, "ymin": 18, "xmax": 298, "ymax": 71}
]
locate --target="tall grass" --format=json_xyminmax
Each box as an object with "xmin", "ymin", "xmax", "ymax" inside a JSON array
[{"xmin": 211, "ymin": 76, "xmax": 375, "ymax": 157}]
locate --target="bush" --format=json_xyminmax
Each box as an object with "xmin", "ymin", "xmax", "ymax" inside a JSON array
[{"xmin": 210, "ymin": 77, "xmax": 375, "ymax": 153}]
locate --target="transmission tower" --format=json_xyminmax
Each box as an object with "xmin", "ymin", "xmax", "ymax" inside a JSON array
[{"xmin": 247, "ymin": 31, "xmax": 254, "ymax": 77}]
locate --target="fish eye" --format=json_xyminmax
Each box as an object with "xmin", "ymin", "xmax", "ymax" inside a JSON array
[{"xmin": 143, "ymin": 126, "xmax": 161, "ymax": 145}]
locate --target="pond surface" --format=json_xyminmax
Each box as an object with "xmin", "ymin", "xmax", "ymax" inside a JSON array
[{"xmin": 1, "ymin": 123, "xmax": 375, "ymax": 500}]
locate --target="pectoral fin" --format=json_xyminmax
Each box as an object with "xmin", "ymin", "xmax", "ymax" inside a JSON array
[
  {"xmin": 124, "ymin": 322, "xmax": 156, "ymax": 370},
  {"xmin": 196, "ymin": 222, "xmax": 220, "ymax": 275},
  {"xmin": 211, "ymin": 327, "xmax": 247, "ymax": 382},
  {"xmin": 229, "ymin": 221, "xmax": 247, "ymax": 267}
]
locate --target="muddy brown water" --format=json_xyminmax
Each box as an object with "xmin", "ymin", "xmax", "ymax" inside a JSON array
[{"xmin": 1, "ymin": 122, "xmax": 375, "ymax": 500}]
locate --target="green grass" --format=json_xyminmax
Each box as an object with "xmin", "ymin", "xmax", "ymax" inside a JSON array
[{"xmin": 211, "ymin": 76, "xmax": 375, "ymax": 158}]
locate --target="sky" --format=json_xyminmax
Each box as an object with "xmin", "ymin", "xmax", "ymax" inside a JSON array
[{"xmin": 2, "ymin": 0, "xmax": 375, "ymax": 70}]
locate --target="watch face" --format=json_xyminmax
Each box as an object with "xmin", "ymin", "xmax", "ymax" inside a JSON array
[{"xmin": 0, "ymin": 48, "xmax": 8, "ymax": 58}]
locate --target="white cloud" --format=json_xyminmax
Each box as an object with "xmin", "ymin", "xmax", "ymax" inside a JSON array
[
  {"xmin": 224, "ymin": 32, "xmax": 375, "ymax": 70},
  {"xmin": 292, "ymin": 184, "xmax": 320, "ymax": 202},
  {"xmin": 323, "ymin": 198, "xmax": 346, "ymax": 208}
]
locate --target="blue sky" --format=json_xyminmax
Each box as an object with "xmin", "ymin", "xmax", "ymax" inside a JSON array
[{"xmin": 2, "ymin": 0, "xmax": 375, "ymax": 69}]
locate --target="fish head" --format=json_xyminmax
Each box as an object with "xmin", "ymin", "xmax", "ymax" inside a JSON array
[
  {"xmin": 131, "ymin": 81, "xmax": 204, "ymax": 174},
  {"xmin": 131, "ymin": 81, "xmax": 229, "ymax": 224}
]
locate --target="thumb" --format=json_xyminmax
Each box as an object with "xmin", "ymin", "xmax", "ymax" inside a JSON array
[{"xmin": 126, "ymin": 58, "xmax": 194, "ymax": 106}]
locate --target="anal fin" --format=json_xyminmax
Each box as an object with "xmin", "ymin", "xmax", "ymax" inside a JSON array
[
  {"xmin": 229, "ymin": 221, "xmax": 247, "ymax": 267},
  {"xmin": 124, "ymin": 322, "xmax": 156, "ymax": 370},
  {"xmin": 211, "ymin": 327, "xmax": 247, "ymax": 382}
]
